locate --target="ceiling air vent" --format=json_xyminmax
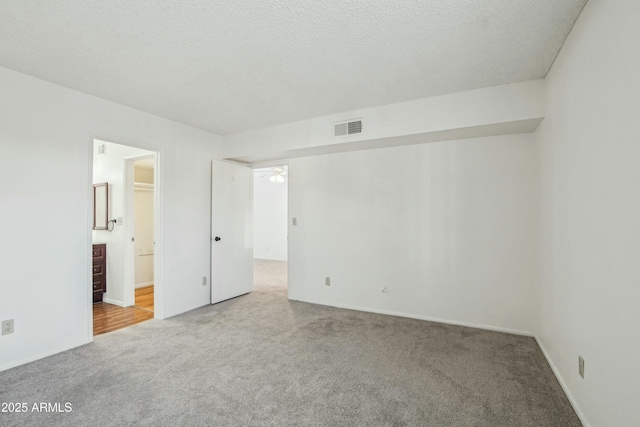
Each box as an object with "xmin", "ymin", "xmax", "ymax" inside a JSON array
[{"xmin": 334, "ymin": 119, "xmax": 363, "ymax": 138}]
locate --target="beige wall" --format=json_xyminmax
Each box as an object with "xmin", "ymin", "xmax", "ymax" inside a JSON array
[
  {"xmin": 134, "ymin": 162, "xmax": 155, "ymax": 287},
  {"xmin": 135, "ymin": 165, "xmax": 154, "ymax": 184},
  {"xmin": 134, "ymin": 185, "xmax": 154, "ymax": 287}
]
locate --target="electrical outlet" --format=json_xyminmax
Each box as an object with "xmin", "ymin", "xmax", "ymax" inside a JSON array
[
  {"xmin": 202, "ymin": 276, "xmax": 207, "ymax": 286},
  {"xmin": 2, "ymin": 319, "xmax": 14, "ymax": 335},
  {"xmin": 382, "ymin": 286, "xmax": 389, "ymax": 294},
  {"xmin": 325, "ymin": 277, "xmax": 331, "ymax": 286},
  {"xmin": 578, "ymin": 356, "xmax": 585, "ymax": 378}
]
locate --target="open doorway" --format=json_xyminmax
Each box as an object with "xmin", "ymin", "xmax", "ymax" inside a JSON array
[
  {"xmin": 253, "ymin": 166, "xmax": 288, "ymax": 293},
  {"xmin": 91, "ymin": 139, "xmax": 160, "ymax": 336},
  {"xmin": 132, "ymin": 157, "xmax": 155, "ymax": 313}
]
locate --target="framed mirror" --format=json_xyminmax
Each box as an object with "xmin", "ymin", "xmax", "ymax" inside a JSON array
[{"xmin": 93, "ymin": 183, "xmax": 109, "ymax": 230}]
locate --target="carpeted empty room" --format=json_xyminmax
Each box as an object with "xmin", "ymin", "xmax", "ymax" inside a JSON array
[{"xmin": 0, "ymin": 261, "xmax": 579, "ymax": 426}]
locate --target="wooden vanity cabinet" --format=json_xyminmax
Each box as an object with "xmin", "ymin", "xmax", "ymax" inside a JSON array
[{"xmin": 92, "ymin": 244, "xmax": 107, "ymax": 303}]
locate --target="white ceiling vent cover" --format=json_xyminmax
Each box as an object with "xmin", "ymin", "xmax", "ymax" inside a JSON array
[{"xmin": 334, "ymin": 119, "xmax": 363, "ymax": 138}]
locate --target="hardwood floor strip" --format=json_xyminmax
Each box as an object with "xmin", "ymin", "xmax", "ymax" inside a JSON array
[
  {"xmin": 134, "ymin": 285, "xmax": 154, "ymax": 311},
  {"xmin": 93, "ymin": 285, "xmax": 155, "ymax": 336},
  {"xmin": 93, "ymin": 303, "xmax": 154, "ymax": 336}
]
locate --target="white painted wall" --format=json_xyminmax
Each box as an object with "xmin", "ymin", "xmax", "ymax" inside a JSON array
[
  {"xmin": 92, "ymin": 142, "xmax": 153, "ymax": 304},
  {"xmin": 289, "ymin": 134, "xmax": 536, "ymax": 334},
  {"xmin": 253, "ymin": 167, "xmax": 288, "ymax": 261},
  {"xmin": 534, "ymin": 1, "xmax": 640, "ymax": 426},
  {"xmin": 0, "ymin": 65, "xmax": 221, "ymax": 371}
]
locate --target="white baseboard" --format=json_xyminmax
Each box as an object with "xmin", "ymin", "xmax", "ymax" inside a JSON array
[
  {"xmin": 341, "ymin": 303, "xmax": 535, "ymax": 336},
  {"xmin": 0, "ymin": 339, "xmax": 91, "ymax": 372},
  {"xmin": 135, "ymin": 281, "xmax": 154, "ymax": 289},
  {"xmin": 103, "ymin": 297, "xmax": 125, "ymax": 307},
  {"xmin": 535, "ymin": 337, "xmax": 590, "ymax": 427},
  {"xmin": 290, "ymin": 297, "xmax": 533, "ymax": 337}
]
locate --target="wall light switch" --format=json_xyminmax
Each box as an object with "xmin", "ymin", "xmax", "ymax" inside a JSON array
[{"xmin": 292, "ymin": 217, "xmax": 297, "ymax": 226}]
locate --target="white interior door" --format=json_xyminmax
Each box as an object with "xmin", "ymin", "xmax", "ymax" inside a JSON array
[{"xmin": 211, "ymin": 160, "xmax": 253, "ymax": 304}]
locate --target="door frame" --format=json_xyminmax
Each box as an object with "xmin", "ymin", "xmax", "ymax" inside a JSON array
[
  {"xmin": 251, "ymin": 163, "xmax": 290, "ymax": 276},
  {"xmin": 124, "ymin": 154, "xmax": 157, "ymax": 311},
  {"xmin": 87, "ymin": 134, "xmax": 165, "ymax": 341},
  {"xmin": 250, "ymin": 161, "xmax": 291, "ymax": 299}
]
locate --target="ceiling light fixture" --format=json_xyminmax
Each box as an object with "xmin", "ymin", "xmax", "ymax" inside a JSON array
[{"xmin": 267, "ymin": 167, "xmax": 286, "ymax": 184}]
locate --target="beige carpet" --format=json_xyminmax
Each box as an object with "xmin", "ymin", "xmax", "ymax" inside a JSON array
[{"xmin": 0, "ymin": 259, "xmax": 579, "ymax": 426}]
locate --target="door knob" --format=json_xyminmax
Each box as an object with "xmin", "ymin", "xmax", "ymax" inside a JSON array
[{"xmin": 214, "ymin": 236, "xmax": 221, "ymax": 242}]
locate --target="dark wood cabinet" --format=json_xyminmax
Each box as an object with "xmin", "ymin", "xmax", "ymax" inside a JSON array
[{"xmin": 92, "ymin": 244, "xmax": 107, "ymax": 303}]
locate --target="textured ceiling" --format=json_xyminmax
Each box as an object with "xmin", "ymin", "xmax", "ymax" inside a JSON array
[{"xmin": 0, "ymin": 0, "xmax": 586, "ymax": 135}]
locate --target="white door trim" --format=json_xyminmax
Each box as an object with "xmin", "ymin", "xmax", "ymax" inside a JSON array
[
  {"xmin": 88, "ymin": 134, "xmax": 165, "ymax": 344},
  {"xmin": 87, "ymin": 141, "xmax": 95, "ymax": 341}
]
